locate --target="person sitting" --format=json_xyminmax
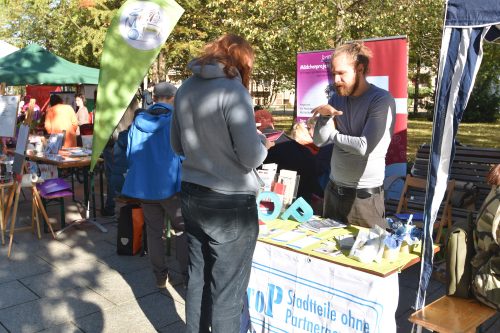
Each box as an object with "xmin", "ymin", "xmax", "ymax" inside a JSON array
[
  {"xmin": 470, "ymin": 164, "xmax": 500, "ymax": 308},
  {"xmin": 291, "ymin": 118, "xmax": 334, "ymax": 192},
  {"xmin": 254, "ymin": 108, "xmax": 274, "ymax": 132},
  {"xmin": 290, "ymin": 120, "xmax": 320, "ymax": 155},
  {"xmin": 259, "ymin": 117, "xmax": 323, "ymax": 206},
  {"xmin": 254, "ymin": 109, "xmax": 288, "ymax": 144},
  {"xmin": 44, "ymin": 94, "xmax": 78, "ymax": 148}
]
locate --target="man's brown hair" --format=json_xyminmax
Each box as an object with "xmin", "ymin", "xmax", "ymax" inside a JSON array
[
  {"xmin": 197, "ymin": 34, "xmax": 254, "ymax": 89},
  {"xmin": 332, "ymin": 42, "xmax": 373, "ymax": 75}
]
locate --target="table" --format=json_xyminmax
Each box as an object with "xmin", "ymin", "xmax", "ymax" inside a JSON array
[
  {"xmin": 24, "ymin": 149, "xmax": 103, "ymax": 201},
  {"xmin": 23, "ymin": 149, "xmax": 106, "ymax": 234},
  {"xmin": 246, "ymin": 220, "xmax": 433, "ymax": 333}
]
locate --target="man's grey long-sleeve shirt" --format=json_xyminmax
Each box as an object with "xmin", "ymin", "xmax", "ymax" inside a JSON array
[{"xmin": 313, "ymin": 84, "xmax": 396, "ymax": 189}]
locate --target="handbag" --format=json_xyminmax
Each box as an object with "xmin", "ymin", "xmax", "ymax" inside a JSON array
[{"xmin": 117, "ymin": 204, "xmax": 144, "ymax": 255}]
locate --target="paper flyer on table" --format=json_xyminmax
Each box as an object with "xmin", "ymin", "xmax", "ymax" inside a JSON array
[
  {"xmin": 286, "ymin": 236, "xmax": 321, "ymax": 250},
  {"xmin": 271, "ymin": 229, "xmax": 307, "ymax": 243},
  {"xmin": 313, "ymin": 241, "xmax": 343, "ymax": 257}
]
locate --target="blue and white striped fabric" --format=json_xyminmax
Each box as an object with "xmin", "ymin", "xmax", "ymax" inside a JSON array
[{"xmin": 415, "ymin": 0, "xmax": 500, "ymax": 311}]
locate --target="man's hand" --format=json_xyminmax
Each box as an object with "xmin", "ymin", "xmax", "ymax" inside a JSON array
[{"xmin": 312, "ymin": 104, "xmax": 343, "ymax": 118}]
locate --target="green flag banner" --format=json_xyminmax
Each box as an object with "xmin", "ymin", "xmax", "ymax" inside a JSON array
[{"xmin": 90, "ymin": 0, "xmax": 184, "ymax": 170}]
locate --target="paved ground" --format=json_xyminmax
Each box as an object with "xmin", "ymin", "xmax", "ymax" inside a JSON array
[{"xmin": 0, "ymin": 175, "xmax": 498, "ymax": 332}]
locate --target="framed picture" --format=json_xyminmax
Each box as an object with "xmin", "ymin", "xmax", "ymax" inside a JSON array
[
  {"xmin": 0, "ymin": 95, "xmax": 19, "ymax": 138},
  {"xmin": 44, "ymin": 132, "xmax": 65, "ymax": 154}
]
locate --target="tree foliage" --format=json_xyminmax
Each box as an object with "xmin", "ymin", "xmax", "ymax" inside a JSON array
[
  {"xmin": 0, "ymin": 0, "xmax": 121, "ymax": 67},
  {"xmin": 162, "ymin": 0, "xmax": 223, "ymax": 79},
  {"xmin": 463, "ymin": 43, "xmax": 500, "ymax": 123},
  {"xmin": 7, "ymin": 0, "xmax": 493, "ymax": 116}
]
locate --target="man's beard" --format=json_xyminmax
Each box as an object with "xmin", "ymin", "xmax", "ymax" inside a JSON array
[{"xmin": 335, "ymin": 72, "xmax": 360, "ymax": 96}]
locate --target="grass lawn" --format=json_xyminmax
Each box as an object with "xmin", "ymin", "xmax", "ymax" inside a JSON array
[
  {"xmin": 403, "ymin": 119, "xmax": 499, "ymax": 162},
  {"xmin": 272, "ymin": 115, "xmax": 500, "ymax": 163}
]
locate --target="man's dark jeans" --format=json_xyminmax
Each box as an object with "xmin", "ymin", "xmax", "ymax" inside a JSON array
[
  {"xmin": 181, "ymin": 182, "xmax": 258, "ymax": 333},
  {"xmin": 323, "ymin": 180, "xmax": 386, "ymax": 228}
]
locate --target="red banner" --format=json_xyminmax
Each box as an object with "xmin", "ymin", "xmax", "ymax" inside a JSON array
[{"xmin": 26, "ymin": 85, "xmax": 61, "ymax": 112}]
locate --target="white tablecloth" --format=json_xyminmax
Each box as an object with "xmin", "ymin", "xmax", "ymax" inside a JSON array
[{"xmin": 246, "ymin": 242, "xmax": 399, "ymax": 333}]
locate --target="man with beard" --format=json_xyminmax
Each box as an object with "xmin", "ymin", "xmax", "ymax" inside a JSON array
[{"xmin": 312, "ymin": 42, "xmax": 396, "ymax": 228}]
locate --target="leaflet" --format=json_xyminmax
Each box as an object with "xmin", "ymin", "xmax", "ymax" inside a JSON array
[
  {"xmin": 271, "ymin": 229, "xmax": 307, "ymax": 242},
  {"xmin": 300, "ymin": 218, "xmax": 346, "ymax": 233},
  {"xmin": 287, "ymin": 236, "xmax": 321, "ymax": 250}
]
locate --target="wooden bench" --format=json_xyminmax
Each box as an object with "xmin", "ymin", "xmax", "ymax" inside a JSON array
[
  {"xmin": 408, "ymin": 295, "xmax": 496, "ymax": 333},
  {"xmin": 412, "ymin": 144, "xmax": 500, "ymax": 218},
  {"xmin": 386, "ymin": 144, "xmax": 500, "ymax": 230}
]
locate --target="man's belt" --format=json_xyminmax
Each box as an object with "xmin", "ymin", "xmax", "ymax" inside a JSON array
[{"xmin": 330, "ymin": 181, "xmax": 383, "ymax": 198}]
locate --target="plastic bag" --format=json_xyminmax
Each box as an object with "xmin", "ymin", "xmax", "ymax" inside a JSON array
[{"xmin": 349, "ymin": 226, "xmax": 388, "ymax": 263}]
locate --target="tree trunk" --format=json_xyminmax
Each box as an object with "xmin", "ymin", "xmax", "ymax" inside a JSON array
[
  {"xmin": 158, "ymin": 51, "xmax": 165, "ymax": 81},
  {"xmin": 151, "ymin": 58, "xmax": 158, "ymax": 83},
  {"xmin": 413, "ymin": 57, "xmax": 421, "ymax": 114}
]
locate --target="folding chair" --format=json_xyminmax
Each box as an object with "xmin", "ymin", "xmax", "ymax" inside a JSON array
[
  {"xmin": 396, "ymin": 175, "xmax": 455, "ymax": 243},
  {"xmin": 36, "ymin": 178, "xmax": 73, "ymax": 232}
]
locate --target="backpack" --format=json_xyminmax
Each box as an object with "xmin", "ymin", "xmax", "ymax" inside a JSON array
[
  {"xmin": 446, "ymin": 214, "xmax": 474, "ymax": 298},
  {"xmin": 117, "ymin": 204, "xmax": 145, "ymax": 255},
  {"xmin": 471, "ymin": 186, "xmax": 500, "ymax": 310}
]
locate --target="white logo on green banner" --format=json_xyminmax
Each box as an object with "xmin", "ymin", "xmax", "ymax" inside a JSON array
[{"xmin": 119, "ymin": 2, "xmax": 168, "ymax": 50}]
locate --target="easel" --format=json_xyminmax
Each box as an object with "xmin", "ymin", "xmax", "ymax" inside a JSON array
[
  {"xmin": 2, "ymin": 100, "xmax": 56, "ymax": 257},
  {"xmin": 0, "ymin": 92, "xmax": 18, "ymax": 246},
  {"xmin": 0, "ymin": 180, "xmax": 13, "ymax": 245}
]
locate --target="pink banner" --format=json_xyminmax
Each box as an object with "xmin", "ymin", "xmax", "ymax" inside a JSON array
[{"xmin": 296, "ymin": 37, "xmax": 408, "ymax": 167}]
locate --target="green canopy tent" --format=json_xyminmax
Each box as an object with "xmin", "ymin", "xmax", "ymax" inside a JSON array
[{"xmin": 0, "ymin": 43, "xmax": 99, "ymax": 85}]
